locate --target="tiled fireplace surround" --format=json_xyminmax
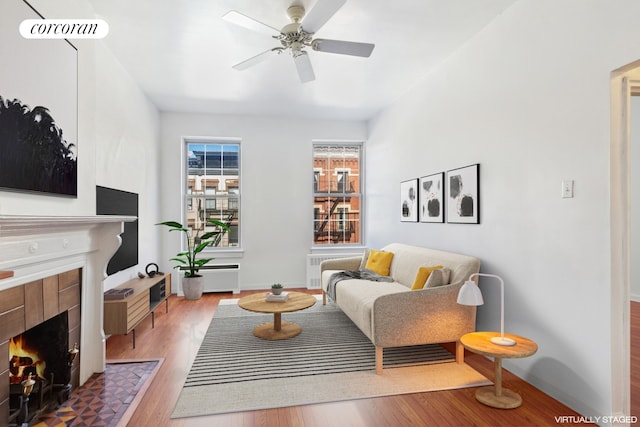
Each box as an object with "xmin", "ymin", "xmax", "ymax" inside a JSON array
[{"xmin": 0, "ymin": 215, "xmax": 131, "ymax": 424}]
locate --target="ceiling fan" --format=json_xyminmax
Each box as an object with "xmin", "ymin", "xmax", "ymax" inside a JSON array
[{"xmin": 223, "ymin": 0, "xmax": 375, "ymax": 83}]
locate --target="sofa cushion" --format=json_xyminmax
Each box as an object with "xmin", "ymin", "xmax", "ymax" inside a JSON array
[
  {"xmin": 365, "ymin": 249, "xmax": 394, "ymax": 276},
  {"xmin": 333, "ymin": 279, "xmax": 407, "ymax": 340},
  {"xmin": 425, "ymin": 267, "xmax": 451, "ymax": 288},
  {"xmin": 410, "ymin": 265, "xmax": 443, "ymax": 290}
]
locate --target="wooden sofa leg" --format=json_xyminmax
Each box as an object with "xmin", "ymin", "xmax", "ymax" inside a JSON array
[
  {"xmin": 456, "ymin": 340, "xmax": 465, "ymax": 364},
  {"xmin": 322, "ymin": 291, "xmax": 327, "ymax": 305},
  {"xmin": 376, "ymin": 347, "xmax": 383, "ymax": 374}
]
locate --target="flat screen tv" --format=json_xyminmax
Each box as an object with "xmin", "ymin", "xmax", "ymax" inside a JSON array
[{"xmin": 96, "ymin": 186, "xmax": 139, "ymax": 275}]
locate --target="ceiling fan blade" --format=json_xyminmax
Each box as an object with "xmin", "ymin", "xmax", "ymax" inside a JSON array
[
  {"xmin": 233, "ymin": 48, "xmax": 280, "ymax": 70},
  {"xmin": 294, "ymin": 52, "xmax": 315, "ymax": 83},
  {"xmin": 302, "ymin": 0, "xmax": 346, "ymax": 34},
  {"xmin": 312, "ymin": 39, "xmax": 375, "ymax": 57},
  {"xmin": 223, "ymin": 10, "xmax": 280, "ymax": 36}
]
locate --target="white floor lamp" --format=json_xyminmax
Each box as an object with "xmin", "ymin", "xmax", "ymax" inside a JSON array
[{"xmin": 457, "ymin": 272, "xmax": 516, "ymax": 346}]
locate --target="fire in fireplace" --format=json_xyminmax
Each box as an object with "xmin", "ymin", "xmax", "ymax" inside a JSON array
[
  {"xmin": 9, "ymin": 336, "xmax": 46, "ymax": 385},
  {"xmin": 7, "ymin": 312, "xmax": 78, "ymax": 425}
]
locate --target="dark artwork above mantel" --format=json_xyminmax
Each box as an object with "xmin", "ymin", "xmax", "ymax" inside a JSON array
[
  {"xmin": 0, "ymin": 0, "xmax": 78, "ymax": 197},
  {"xmin": 0, "ymin": 97, "xmax": 77, "ymax": 196}
]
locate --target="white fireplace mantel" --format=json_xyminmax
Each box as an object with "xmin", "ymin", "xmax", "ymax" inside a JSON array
[
  {"xmin": 0, "ymin": 214, "xmax": 133, "ymax": 231},
  {"xmin": 0, "ymin": 215, "xmax": 136, "ymax": 385}
]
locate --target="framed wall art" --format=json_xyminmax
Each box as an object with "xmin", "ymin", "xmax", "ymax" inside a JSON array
[
  {"xmin": 446, "ymin": 163, "xmax": 479, "ymax": 224},
  {"xmin": 400, "ymin": 178, "xmax": 418, "ymax": 222},
  {"xmin": 0, "ymin": 0, "xmax": 78, "ymax": 196},
  {"xmin": 419, "ymin": 172, "xmax": 444, "ymax": 223}
]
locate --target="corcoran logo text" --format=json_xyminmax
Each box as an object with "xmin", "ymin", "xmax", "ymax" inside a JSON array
[{"xmin": 19, "ymin": 19, "xmax": 109, "ymax": 39}]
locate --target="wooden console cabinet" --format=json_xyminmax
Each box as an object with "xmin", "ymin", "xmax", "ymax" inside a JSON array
[{"xmin": 103, "ymin": 273, "xmax": 171, "ymax": 348}]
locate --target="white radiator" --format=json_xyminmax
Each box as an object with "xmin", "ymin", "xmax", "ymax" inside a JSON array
[
  {"xmin": 180, "ymin": 264, "xmax": 240, "ymax": 294},
  {"xmin": 306, "ymin": 254, "xmax": 360, "ymax": 289}
]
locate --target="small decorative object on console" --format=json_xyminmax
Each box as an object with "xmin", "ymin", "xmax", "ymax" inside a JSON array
[
  {"xmin": 145, "ymin": 262, "xmax": 163, "ymax": 278},
  {"xmin": 271, "ymin": 283, "xmax": 284, "ymax": 295},
  {"xmin": 266, "ymin": 291, "xmax": 289, "ymax": 302},
  {"xmin": 104, "ymin": 288, "xmax": 134, "ymax": 300}
]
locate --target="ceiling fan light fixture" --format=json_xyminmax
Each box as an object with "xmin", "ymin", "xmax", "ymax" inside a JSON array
[
  {"xmin": 277, "ymin": 25, "xmax": 312, "ymax": 50},
  {"xmin": 286, "ymin": 5, "xmax": 306, "ymax": 23},
  {"xmin": 225, "ymin": 0, "xmax": 373, "ymax": 82}
]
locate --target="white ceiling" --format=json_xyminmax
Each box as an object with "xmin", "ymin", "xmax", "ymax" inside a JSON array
[{"xmin": 85, "ymin": 0, "xmax": 515, "ymax": 120}]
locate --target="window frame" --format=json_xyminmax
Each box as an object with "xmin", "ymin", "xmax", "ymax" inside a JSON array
[
  {"xmin": 183, "ymin": 137, "xmax": 242, "ymax": 252},
  {"xmin": 312, "ymin": 141, "xmax": 364, "ymax": 247}
]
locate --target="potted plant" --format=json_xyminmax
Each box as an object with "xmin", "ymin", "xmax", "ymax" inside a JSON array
[
  {"xmin": 271, "ymin": 283, "xmax": 284, "ymax": 295},
  {"xmin": 157, "ymin": 218, "xmax": 230, "ymax": 300}
]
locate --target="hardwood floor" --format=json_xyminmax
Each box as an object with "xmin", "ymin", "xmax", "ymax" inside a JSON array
[{"xmin": 106, "ymin": 289, "xmax": 594, "ymax": 427}]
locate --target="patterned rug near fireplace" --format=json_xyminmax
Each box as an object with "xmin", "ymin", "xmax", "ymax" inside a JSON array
[{"xmin": 33, "ymin": 359, "xmax": 161, "ymax": 427}]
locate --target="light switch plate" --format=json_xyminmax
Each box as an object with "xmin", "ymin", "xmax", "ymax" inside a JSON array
[{"xmin": 562, "ymin": 180, "xmax": 574, "ymax": 198}]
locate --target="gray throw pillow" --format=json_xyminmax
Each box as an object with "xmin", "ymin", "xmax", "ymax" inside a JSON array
[
  {"xmin": 359, "ymin": 248, "xmax": 370, "ymax": 270},
  {"xmin": 425, "ymin": 268, "xmax": 451, "ymax": 288}
]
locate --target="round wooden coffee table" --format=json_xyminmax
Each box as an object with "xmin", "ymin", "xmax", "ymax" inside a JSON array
[{"xmin": 238, "ymin": 291, "xmax": 317, "ymax": 340}]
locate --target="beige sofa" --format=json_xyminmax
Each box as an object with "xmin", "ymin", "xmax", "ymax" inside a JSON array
[{"xmin": 320, "ymin": 243, "xmax": 480, "ymax": 374}]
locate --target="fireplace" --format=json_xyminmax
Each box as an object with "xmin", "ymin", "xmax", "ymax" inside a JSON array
[
  {"xmin": 0, "ymin": 215, "xmax": 133, "ymax": 427},
  {"xmin": 10, "ymin": 313, "xmax": 69, "ymax": 386},
  {"xmin": 8, "ymin": 312, "xmax": 77, "ymax": 425},
  {"xmin": 0, "ymin": 269, "xmax": 82, "ymax": 426}
]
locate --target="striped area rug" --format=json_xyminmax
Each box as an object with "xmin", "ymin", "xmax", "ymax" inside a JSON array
[
  {"xmin": 185, "ymin": 299, "xmax": 454, "ymax": 387},
  {"xmin": 172, "ymin": 296, "xmax": 490, "ymax": 418}
]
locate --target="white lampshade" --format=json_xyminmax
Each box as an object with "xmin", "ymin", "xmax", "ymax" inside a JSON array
[
  {"xmin": 457, "ymin": 273, "xmax": 516, "ymax": 347},
  {"xmin": 457, "ymin": 280, "xmax": 484, "ymax": 306}
]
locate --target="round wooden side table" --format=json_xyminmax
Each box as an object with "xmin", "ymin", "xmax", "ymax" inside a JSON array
[{"xmin": 460, "ymin": 331, "xmax": 538, "ymax": 409}]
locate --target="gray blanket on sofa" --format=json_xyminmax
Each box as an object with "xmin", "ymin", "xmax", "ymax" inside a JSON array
[{"xmin": 327, "ymin": 269, "xmax": 394, "ymax": 302}]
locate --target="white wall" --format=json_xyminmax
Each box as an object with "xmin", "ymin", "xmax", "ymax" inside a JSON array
[
  {"xmin": 160, "ymin": 112, "xmax": 366, "ymax": 290},
  {"xmin": 366, "ymin": 0, "xmax": 640, "ymax": 420},
  {"xmin": 5, "ymin": 0, "xmax": 161, "ymax": 289},
  {"xmin": 93, "ymin": 41, "xmax": 161, "ymax": 289}
]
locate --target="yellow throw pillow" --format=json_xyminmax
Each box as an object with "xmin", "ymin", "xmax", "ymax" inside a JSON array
[
  {"xmin": 411, "ymin": 265, "xmax": 444, "ymax": 290},
  {"xmin": 365, "ymin": 249, "xmax": 394, "ymax": 276}
]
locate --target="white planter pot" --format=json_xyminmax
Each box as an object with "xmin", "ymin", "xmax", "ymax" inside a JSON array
[{"xmin": 182, "ymin": 275, "xmax": 204, "ymax": 300}]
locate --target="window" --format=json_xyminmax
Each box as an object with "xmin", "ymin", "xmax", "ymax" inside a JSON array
[
  {"xmin": 185, "ymin": 141, "xmax": 240, "ymax": 248},
  {"xmin": 336, "ymin": 171, "xmax": 348, "ymax": 193},
  {"xmin": 313, "ymin": 143, "xmax": 362, "ymax": 245}
]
